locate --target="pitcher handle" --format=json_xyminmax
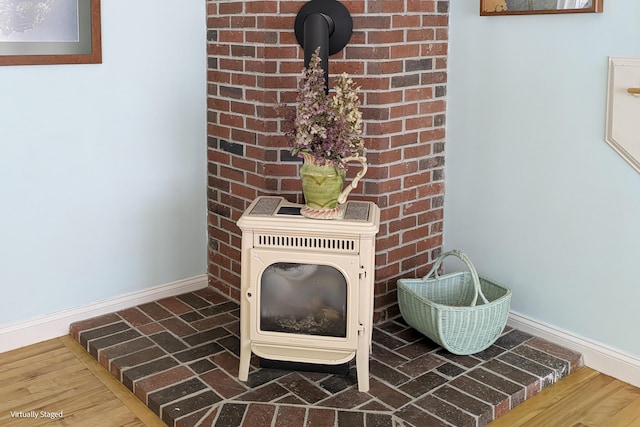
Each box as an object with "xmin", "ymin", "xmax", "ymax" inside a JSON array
[{"xmin": 338, "ymin": 156, "xmax": 368, "ymax": 204}]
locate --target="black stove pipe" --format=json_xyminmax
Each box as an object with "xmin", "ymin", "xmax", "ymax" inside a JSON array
[
  {"xmin": 302, "ymin": 12, "xmax": 333, "ymax": 90},
  {"xmin": 295, "ymin": 0, "xmax": 353, "ymax": 92}
]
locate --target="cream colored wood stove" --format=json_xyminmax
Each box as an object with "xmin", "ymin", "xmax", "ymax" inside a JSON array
[{"xmin": 237, "ymin": 196, "xmax": 380, "ymax": 392}]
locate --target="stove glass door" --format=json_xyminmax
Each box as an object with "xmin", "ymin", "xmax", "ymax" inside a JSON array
[{"xmin": 260, "ymin": 262, "xmax": 348, "ymax": 337}]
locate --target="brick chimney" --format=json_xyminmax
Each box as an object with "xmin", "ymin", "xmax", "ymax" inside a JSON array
[{"xmin": 207, "ymin": 0, "xmax": 448, "ymax": 321}]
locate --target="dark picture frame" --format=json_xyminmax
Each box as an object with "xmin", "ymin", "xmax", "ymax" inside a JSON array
[
  {"xmin": 0, "ymin": 0, "xmax": 101, "ymax": 66},
  {"xmin": 481, "ymin": 0, "xmax": 603, "ymax": 16}
]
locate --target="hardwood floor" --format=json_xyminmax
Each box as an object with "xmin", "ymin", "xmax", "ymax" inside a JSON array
[
  {"xmin": 0, "ymin": 336, "xmax": 164, "ymax": 427},
  {"xmin": 1, "ymin": 337, "xmax": 639, "ymax": 427},
  {"xmin": 488, "ymin": 366, "xmax": 640, "ymax": 427}
]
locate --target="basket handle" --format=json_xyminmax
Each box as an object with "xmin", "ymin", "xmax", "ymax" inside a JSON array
[{"xmin": 424, "ymin": 250, "xmax": 489, "ymax": 306}]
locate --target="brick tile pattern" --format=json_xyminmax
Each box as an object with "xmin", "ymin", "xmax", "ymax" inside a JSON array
[
  {"xmin": 70, "ymin": 288, "xmax": 583, "ymax": 427},
  {"xmin": 206, "ymin": 0, "xmax": 448, "ymax": 323}
]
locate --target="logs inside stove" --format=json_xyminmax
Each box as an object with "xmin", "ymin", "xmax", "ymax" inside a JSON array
[{"xmin": 260, "ymin": 263, "xmax": 347, "ymax": 338}]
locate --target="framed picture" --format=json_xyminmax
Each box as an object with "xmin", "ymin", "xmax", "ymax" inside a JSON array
[
  {"xmin": 0, "ymin": 0, "xmax": 101, "ymax": 66},
  {"xmin": 481, "ymin": 0, "xmax": 603, "ymax": 16}
]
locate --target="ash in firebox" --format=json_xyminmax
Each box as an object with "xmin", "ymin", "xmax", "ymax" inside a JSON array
[{"xmin": 260, "ymin": 263, "xmax": 347, "ymax": 337}]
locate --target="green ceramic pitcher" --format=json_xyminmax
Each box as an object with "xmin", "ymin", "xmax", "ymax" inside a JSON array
[{"xmin": 299, "ymin": 153, "xmax": 368, "ymax": 218}]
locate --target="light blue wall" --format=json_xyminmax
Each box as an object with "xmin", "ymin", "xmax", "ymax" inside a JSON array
[
  {"xmin": 446, "ymin": 1, "xmax": 640, "ymax": 357},
  {"xmin": 0, "ymin": 1, "xmax": 207, "ymax": 326}
]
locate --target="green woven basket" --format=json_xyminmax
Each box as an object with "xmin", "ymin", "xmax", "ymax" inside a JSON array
[{"xmin": 397, "ymin": 250, "xmax": 512, "ymax": 355}]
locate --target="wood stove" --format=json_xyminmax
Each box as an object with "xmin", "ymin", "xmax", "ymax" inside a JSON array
[{"xmin": 237, "ymin": 196, "xmax": 380, "ymax": 392}]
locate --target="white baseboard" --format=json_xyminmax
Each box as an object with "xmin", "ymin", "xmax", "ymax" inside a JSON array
[
  {"xmin": 0, "ymin": 274, "xmax": 208, "ymax": 354},
  {"xmin": 508, "ymin": 311, "xmax": 640, "ymax": 387}
]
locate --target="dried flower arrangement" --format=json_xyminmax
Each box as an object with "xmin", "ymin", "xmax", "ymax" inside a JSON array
[{"xmin": 283, "ymin": 47, "xmax": 365, "ymax": 168}]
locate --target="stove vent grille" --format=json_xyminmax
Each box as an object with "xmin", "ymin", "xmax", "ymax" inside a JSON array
[{"xmin": 256, "ymin": 233, "xmax": 358, "ymax": 253}]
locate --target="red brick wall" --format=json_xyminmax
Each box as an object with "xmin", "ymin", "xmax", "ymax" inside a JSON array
[{"xmin": 207, "ymin": 0, "xmax": 448, "ymax": 321}]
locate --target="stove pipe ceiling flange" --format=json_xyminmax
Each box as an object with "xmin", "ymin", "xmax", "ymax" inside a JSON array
[{"xmin": 294, "ymin": 0, "xmax": 353, "ymax": 90}]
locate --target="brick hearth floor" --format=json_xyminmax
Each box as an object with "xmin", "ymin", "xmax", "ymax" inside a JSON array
[{"xmin": 70, "ymin": 287, "xmax": 582, "ymax": 427}]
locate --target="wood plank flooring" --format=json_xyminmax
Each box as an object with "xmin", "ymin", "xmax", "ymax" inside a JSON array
[
  {"xmin": 0, "ymin": 336, "xmax": 164, "ymax": 427},
  {"xmin": 1, "ymin": 337, "xmax": 639, "ymax": 426},
  {"xmin": 488, "ymin": 365, "xmax": 640, "ymax": 427}
]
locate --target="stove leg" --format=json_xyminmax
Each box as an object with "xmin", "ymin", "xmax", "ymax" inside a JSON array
[
  {"xmin": 239, "ymin": 339, "xmax": 250, "ymax": 381},
  {"xmin": 239, "ymin": 285, "xmax": 251, "ymax": 381},
  {"xmin": 239, "ymin": 299, "xmax": 251, "ymax": 381},
  {"xmin": 356, "ymin": 326, "xmax": 369, "ymax": 392}
]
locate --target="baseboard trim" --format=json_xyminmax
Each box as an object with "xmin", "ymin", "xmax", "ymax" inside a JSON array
[
  {"xmin": 508, "ymin": 311, "xmax": 640, "ymax": 387},
  {"xmin": 0, "ymin": 274, "xmax": 208, "ymax": 354}
]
